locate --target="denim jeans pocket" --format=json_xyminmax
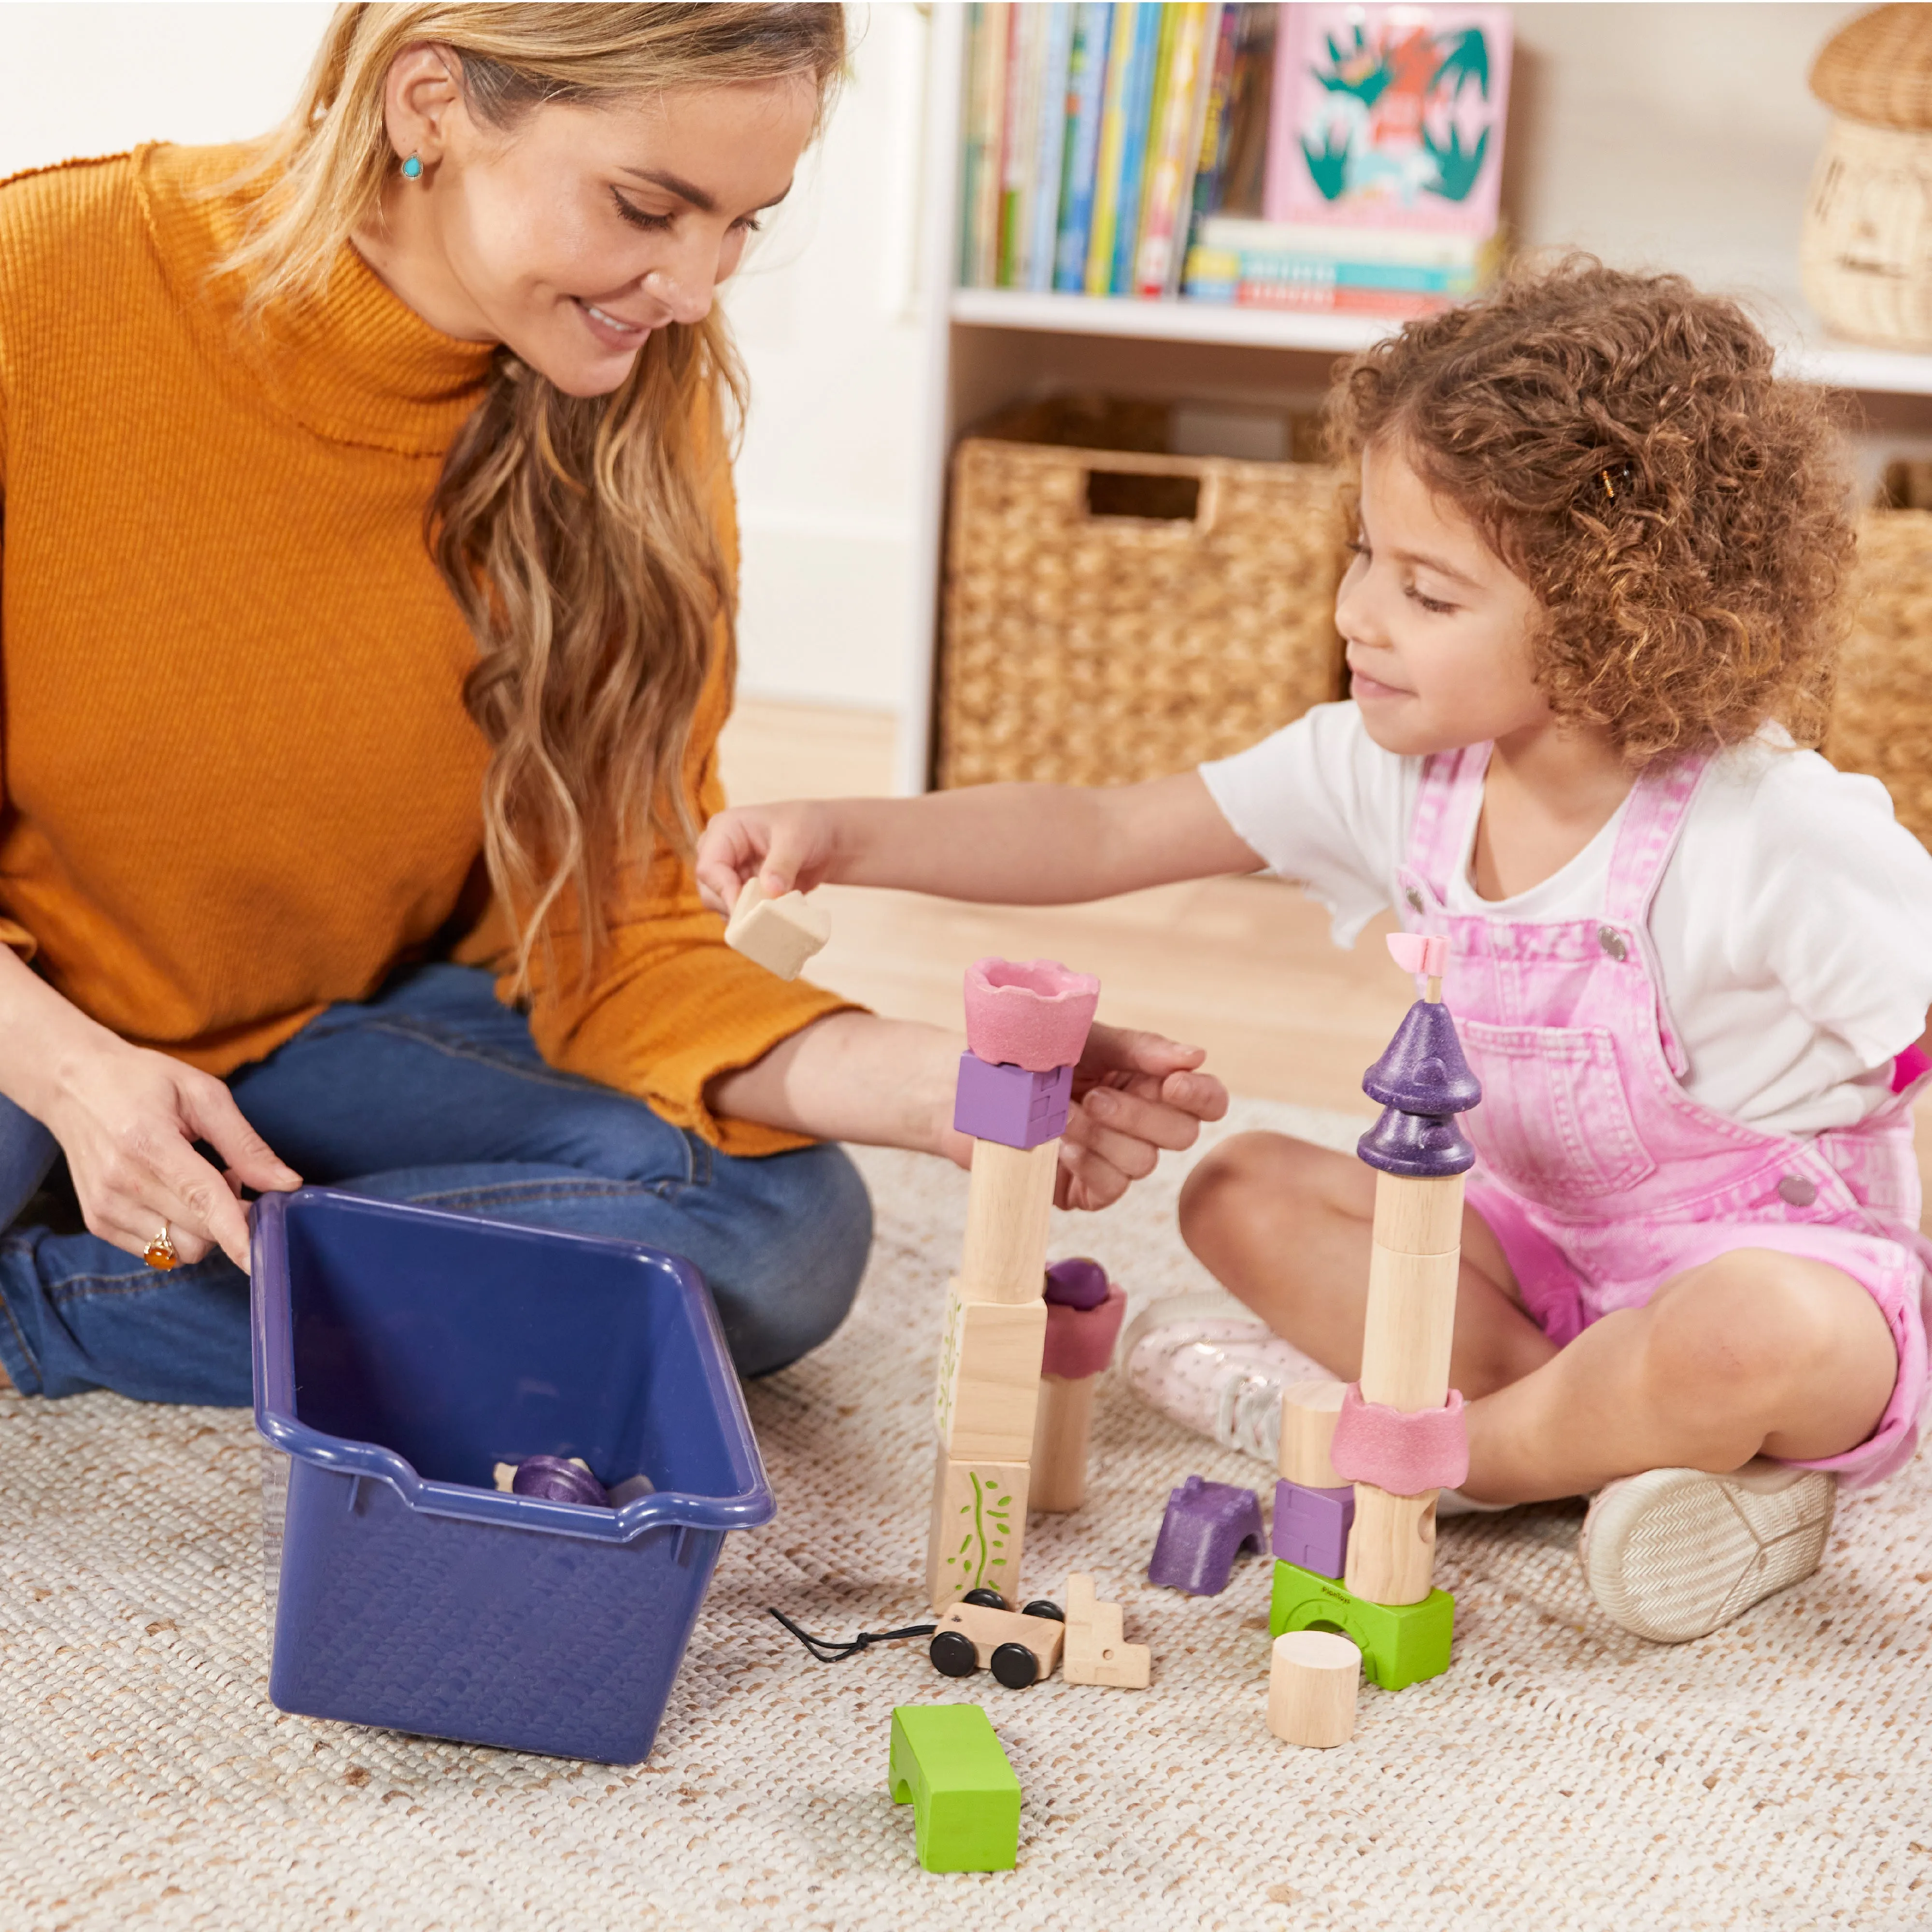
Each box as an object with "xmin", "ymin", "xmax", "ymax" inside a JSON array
[{"xmin": 1458, "ymin": 1020, "xmax": 1657, "ymax": 1201}]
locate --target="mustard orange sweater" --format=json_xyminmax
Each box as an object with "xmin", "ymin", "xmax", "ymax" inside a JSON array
[{"xmin": 0, "ymin": 144, "xmax": 849, "ymax": 1154}]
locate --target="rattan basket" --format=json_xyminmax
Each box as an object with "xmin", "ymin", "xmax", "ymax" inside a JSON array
[
  {"xmin": 1802, "ymin": 5, "xmax": 1932, "ymax": 349},
  {"xmin": 937, "ymin": 399, "xmax": 1347, "ymax": 788},
  {"xmin": 1826, "ymin": 508, "xmax": 1932, "ymax": 849}
]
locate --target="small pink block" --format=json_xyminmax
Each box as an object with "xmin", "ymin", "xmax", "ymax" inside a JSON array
[
  {"xmin": 1386, "ymin": 931, "xmax": 1449, "ymax": 978},
  {"xmin": 1328, "ymin": 1384, "xmax": 1469, "ymax": 1495},
  {"xmin": 963, "ymin": 958, "xmax": 1101, "ymax": 1071},
  {"xmin": 1041, "ymin": 1281, "xmax": 1126, "ymax": 1379}
]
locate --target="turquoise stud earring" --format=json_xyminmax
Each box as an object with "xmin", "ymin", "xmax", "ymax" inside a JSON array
[{"xmin": 401, "ymin": 154, "xmax": 423, "ymax": 180}]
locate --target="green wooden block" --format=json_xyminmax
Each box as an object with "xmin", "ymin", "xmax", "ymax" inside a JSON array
[
  {"xmin": 889, "ymin": 1704, "xmax": 1021, "ymax": 1873},
  {"xmin": 1268, "ymin": 1559, "xmax": 1454, "ymax": 1691}
]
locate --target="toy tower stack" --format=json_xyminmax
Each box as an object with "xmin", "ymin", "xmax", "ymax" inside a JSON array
[
  {"xmin": 1268, "ymin": 932, "xmax": 1480, "ymax": 1693},
  {"xmin": 926, "ymin": 958, "xmax": 1099, "ymax": 1610}
]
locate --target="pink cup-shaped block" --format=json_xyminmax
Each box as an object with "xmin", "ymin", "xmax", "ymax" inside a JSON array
[{"xmin": 962, "ymin": 958, "xmax": 1101, "ymax": 1071}]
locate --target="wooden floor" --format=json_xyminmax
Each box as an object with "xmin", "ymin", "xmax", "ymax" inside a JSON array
[{"xmin": 718, "ymin": 699, "xmax": 1932, "ymax": 1217}]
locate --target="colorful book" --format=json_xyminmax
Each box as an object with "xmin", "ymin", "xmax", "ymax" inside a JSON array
[
  {"xmin": 1134, "ymin": 3, "xmax": 1218, "ymax": 297},
  {"xmin": 1186, "ymin": 273, "xmax": 1456, "ymax": 317},
  {"xmin": 958, "ymin": 4, "xmax": 989, "ymax": 285},
  {"xmin": 971, "ymin": 3, "xmax": 1013, "ymax": 285},
  {"xmin": 1107, "ymin": 2, "xmax": 1170, "ymax": 294},
  {"xmin": 1217, "ymin": 4, "xmax": 1278, "ymax": 216},
  {"xmin": 996, "ymin": 3, "xmax": 1043, "ymax": 287},
  {"xmin": 1185, "ymin": 5, "xmax": 1243, "ymax": 243},
  {"xmin": 1263, "ymin": 3, "xmax": 1513, "ymax": 235},
  {"xmin": 1026, "ymin": 3, "xmax": 1078, "ymax": 292},
  {"xmin": 1084, "ymin": 3, "xmax": 1150, "ymax": 296},
  {"xmin": 1183, "ymin": 248, "xmax": 1479, "ymax": 296},
  {"xmin": 1193, "ymin": 213, "xmax": 1489, "ymax": 269},
  {"xmin": 1054, "ymin": 3, "xmax": 1114, "ymax": 292}
]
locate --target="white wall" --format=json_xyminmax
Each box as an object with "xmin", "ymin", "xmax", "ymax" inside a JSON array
[{"xmin": 0, "ymin": 0, "xmax": 928, "ymax": 716}]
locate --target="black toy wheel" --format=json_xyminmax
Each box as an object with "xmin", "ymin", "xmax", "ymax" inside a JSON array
[
  {"xmin": 929, "ymin": 1629, "xmax": 980, "ymax": 1678},
  {"xmin": 1020, "ymin": 1599, "xmax": 1065, "ymax": 1622},
  {"xmin": 962, "ymin": 1588, "xmax": 1009, "ymax": 1611},
  {"xmin": 989, "ymin": 1642, "xmax": 1039, "ymax": 1690}
]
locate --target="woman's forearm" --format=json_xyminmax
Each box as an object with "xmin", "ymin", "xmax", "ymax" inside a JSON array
[{"xmin": 0, "ymin": 942, "xmax": 111, "ymax": 1121}]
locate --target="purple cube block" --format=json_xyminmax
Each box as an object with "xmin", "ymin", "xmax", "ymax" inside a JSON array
[
  {"xmin": 1271, "ymin": 1478, "xmax": 1355, "ymax": 1581},
  {"xmin": 1147, "ymin": 1475, "xmax": 1264, "ymax": 1596},
  {"xmin": 952, "ymin": 1051, "xmax": 1073, "ymax": 1150}
]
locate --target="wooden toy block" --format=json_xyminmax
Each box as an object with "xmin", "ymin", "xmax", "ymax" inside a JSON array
[
  {"xmin": 1029, "ymin": 1373, "xmax": 1095, "ymax": 1512},
  {"xmin": 1272, "ymin": 1478, "xmax": 1354, "ymax": 1579},
  {"xmin": 927, "ymin": 1453, "xmax": 1030, "ymax": 1610},
  {"xmin": 1061, "ymin": 1573, "xmax": 1151, "ymax": 1688},
  {"xmin": 724, "ymin": 877, "xmax": 830, "ymax": 981},
  {"xmin": 1268, "ymin": 1559, "xmax": 1453, "ymax": 1692},
  {"xmin": 934, "ymin": 1285, "xmax": 1048, "ymax": 1462},
  {"xmin": 1372, "ymin": 1171, "xmax": 1465, "ymax": 1256},
  {"xmin": 929, "ymin": 1597, "xmax": 1066, "ymax": 1685},
  {"xmin": 1267, "ymin": 1630, "xmax": 1361, "ymax": 1748},
  {"xmin": 889, "ymin": 1704, "xmax": 1021, "ymax": 1873},
  {"xmin": 957, "ymin": 1137, "xmax": 1060, "ymax": 1305},
  {"xmin": 1279, "ymin": 1378, "xmax": 1349, "ymax": 1487},
  {"xmin": 1360, "ymin": 1242, "xmax": 1459, "ymax": 1411},
  {"xmin": 954, "ymin": 1052, "xmax": 1072, "ymax": 1150}
]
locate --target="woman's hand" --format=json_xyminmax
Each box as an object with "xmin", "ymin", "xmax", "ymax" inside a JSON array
[
  {"xmin": 694, "ymin": 802, "xmax": 843, "ymax": 917},
  {"xmin": 36, "ymin": 1033, "xmax": 301, "ymax": 1274}
]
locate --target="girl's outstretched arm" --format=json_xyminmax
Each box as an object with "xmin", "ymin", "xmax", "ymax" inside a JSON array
[{"xmin": 694, "ymin": 770, "xmax": 1265, "ymax": 915}]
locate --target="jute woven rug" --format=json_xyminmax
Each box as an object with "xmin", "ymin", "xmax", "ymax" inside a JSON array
[{"xmin": 1, "ymin": 1097, "xmax": 1928, "ymax": 1932}]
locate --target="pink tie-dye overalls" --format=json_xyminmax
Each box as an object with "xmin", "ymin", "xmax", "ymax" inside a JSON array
[{"xmin": 1397, "ymin": 742, "xmax": 1931, "ymax": 1487}]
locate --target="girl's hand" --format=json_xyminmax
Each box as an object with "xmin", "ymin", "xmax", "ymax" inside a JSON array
[
  {"xmin": 695, "ymin": 802, "xmax": 842, "ymax": 918},
  {"xmin": 38, "ymin": 1035, "xmax": 302, "ymax": 1273},
  {"xmin": 934, "ymin": 1022, "xmax": 1229, "ymax": 1211}
]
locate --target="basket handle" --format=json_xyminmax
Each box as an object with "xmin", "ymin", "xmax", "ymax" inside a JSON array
[{"xmin": 1082, "ymin": 465, "xmax": 1220, "ymax": 533}]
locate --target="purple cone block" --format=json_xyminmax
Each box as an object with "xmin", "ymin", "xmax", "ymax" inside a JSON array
[
  {"xmin": 1044, "ymin": 1256, "xmax": 1110, "ymax": 1311},
  {"xmin": 1362, "ymin": 1000, "xmax": 1481, "ymax": 1115},
  {"xmin": 1357, "ymin": 1105, "xmax": 1477, "ymax": 1178},
  {"xmin": 1147, "ymin": 1476, "xmax": 1264, "ymax": 1596}
]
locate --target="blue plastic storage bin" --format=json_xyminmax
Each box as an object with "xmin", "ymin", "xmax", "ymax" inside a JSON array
[{"xmin": 251, "ymin": 1188, "xmax": 773, "ymax": 1764}]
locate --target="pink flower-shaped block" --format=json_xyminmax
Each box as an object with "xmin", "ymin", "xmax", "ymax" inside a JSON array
[{"xmin": 962, "ymin": 957, "xmax": 1101, "ymax": 1071}]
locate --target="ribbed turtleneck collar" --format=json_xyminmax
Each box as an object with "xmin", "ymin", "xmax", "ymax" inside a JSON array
[{"xmin": 136, "ymin": 141, "xmax": 497, "ymax": 458}]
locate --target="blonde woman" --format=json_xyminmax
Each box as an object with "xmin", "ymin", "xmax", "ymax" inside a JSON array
[{"xmin": 0, "ymin": 4, "xmax": 1223, "ymax": 1404}]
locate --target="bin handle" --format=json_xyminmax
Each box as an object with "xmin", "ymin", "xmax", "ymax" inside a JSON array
[{"xmin": 1081, "ymin": 464, "xmax": 1220, "ymax": 533}]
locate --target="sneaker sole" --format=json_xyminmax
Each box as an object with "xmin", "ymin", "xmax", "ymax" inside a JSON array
[{"xmin": 1581, "ymin": 1461, "xmax": 1834, "ymax": 1643}]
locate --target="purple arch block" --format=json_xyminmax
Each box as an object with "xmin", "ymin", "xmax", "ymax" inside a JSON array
[{"xmin": 1147, "ymin": 1476, "xmax": 1264, "ymax": 1596}]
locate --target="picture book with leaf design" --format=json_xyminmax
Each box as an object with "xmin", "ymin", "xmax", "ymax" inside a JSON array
[{"xmin": 1262, "ymin": 3, "xmax": 1511, "ymax": 235}]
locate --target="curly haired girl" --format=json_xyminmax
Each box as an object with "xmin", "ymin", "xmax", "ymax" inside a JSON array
[{"xmin": 699, "ymin": 260, "xmax": 1932, "ymax": 1640}]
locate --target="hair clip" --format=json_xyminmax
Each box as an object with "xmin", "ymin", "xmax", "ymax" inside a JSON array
[{"xmin": 1594, "ymin": 461, "xmax": 1638, "ymax": 504}]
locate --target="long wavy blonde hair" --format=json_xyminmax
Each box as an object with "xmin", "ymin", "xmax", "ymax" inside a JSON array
[{"xmin": 227, "ymin": 4, "xmax": 846, "ymax": 985}]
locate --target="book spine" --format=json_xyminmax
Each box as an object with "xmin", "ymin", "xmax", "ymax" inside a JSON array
[
  {"xmin": 958, "ymin": 3, "xmax": 986, "ymax": 286},
  {"xmin": 1259, "ymin": 0, "xmax": 1302, "ymax": 226},
  {"xmin": 1235, "ymin": 280, "xmax": 1454, "ymax": 317},
  {"xmin": 974, "ymin": 3, "xmax": 1012, "ymax": 288},
  {"xmin": 1186, "ymin": 2, "xmax": 1240, "ymax": 233},
  {"xmin": 1055, "ymin": 2, "xmax": 1113, "ymax": 292},
  {"xmin": 1082, "ymin": 2, "xmax": 1142, "ymax": 296},
  {"xmin": 1197, "ymin": 216, "xmax": 1484, "ymax": 270},
  {"xmin": 997, "ymin": 4, "xmax": 1042, "ymax": 288},
  {"xmin": 1135, "ymin": 2, "xmax": 1215, "ymax": 298},
  {"xmin": 1107, "ymin": 3, "xmax": 1168, "ymax": 295},
  {"xmin": 1026, "ymin": 3, "xmax": 1077, "ymax": 292}
]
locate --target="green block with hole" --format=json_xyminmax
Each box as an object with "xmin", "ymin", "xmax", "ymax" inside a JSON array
[
  {"xmin": 889, "ymin": 1704, "xmax": 1021, "ymax": 1873},
  {"xmin": 1268, "ymin": 1559, "xmax": 1454, "ymax": 1691}
]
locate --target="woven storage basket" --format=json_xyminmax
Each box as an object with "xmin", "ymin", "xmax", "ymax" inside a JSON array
[
  {"xmin": 938, "ymin": 400, "xmax": 1346, "ymax": 788},
  {"xmin": 1802, "ymin": 5, "xmax": 1932, "ymax": 349},
  {"xmin": 1826, "ymin": 508, "xmax": 1932, "ymax": 850}
]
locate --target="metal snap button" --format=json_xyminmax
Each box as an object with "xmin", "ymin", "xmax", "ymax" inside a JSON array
[
  {"xmin": 1405, "ymin": 886, "xmax": 1425, "ymax": 913},
  {"xmin": 1777, "ymin": 1174, "xmax": 1818, "ymax": 1207},
  {"xmin": 1596, "ymin": 925, "xmax": 1627, "ymax": 961}
]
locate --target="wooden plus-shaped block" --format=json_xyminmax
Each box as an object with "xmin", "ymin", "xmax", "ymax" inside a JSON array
[
  {"xmin": 724, "ymin": 878, "xmax": 830, "ymax": 981},
  {"xmin": 1061, "ymin": 1573, "xmax": 1150, "ymax": 1689},
  {"xmin": 1272, "ymin": 1477, "xmax": 1355, "ymax": 1580},
  {"xmin": 1268, "ymin": 1559, "xmax": 1453, "ymax": 1692},
  {"xmin": 934, "ymin": 1284, "xmax": 1048, "ymax": 1462},
  {"xmin": 889, "ymin": 1705, "xmax": 1021, "ymax": 1873},
  {"xmin": 927, "ymin": 1453, "xmax": 1029, "ymax": 1609}
]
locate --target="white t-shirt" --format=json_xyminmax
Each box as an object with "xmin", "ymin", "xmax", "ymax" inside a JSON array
[{"xmin": 1200, "ymin": 702, "xmax": 1932, "ymax": 1136}]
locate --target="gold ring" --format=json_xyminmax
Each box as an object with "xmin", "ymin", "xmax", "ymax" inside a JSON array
[{"xmin": 142, "ymin": 1224, "xmax": 179, "ymax": 1271}]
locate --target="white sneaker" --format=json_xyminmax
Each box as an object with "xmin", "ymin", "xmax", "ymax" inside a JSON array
[{"xmin": 1579, "ymin": 1460, "xmax": 1835, "ymax": 1642}]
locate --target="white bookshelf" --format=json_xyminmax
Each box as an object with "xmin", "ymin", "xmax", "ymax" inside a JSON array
[{"xmin": 896, "ymin": 2, "xmax": 1932, "ymax": 794}]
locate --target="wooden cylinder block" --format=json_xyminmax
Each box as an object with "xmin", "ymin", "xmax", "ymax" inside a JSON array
[
  {"xmin": 1279, "ymin": 1378, "xmax": 1349, "ymax": 1488},
  {"xmin": 1267, "ymin": 1629, "xmax": 1361, "ymax": 1747},
  {"xmin": 1030, "ymin": 1372, "xmax": 1096, "ymax": 1512},
  {"xmin": 1359, "ymin": 1243, "xmax": 1458, "ymax": 1412},
  {"xmin": 1344, "ymin": 1482, "xmax": 1438, "ymax": 1606},
  {"xmin": 1371, "ymin": 1172, "xmax": 1465, "ymax": 1257},
  {"xmin": 958, "ymin": 1137, "xmax": 1059, "ymax": 1304}
]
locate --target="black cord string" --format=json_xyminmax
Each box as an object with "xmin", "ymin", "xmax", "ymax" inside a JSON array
[{"xmin": 765, "ymin": 1606, "xmax": 936, "ymax": 1663}]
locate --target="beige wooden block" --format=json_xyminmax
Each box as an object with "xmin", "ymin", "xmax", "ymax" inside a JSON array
[
  {"xmin": 1267, "ymin": 1629, "xmax": 1360, "ymax": 1747},
  {"xmin": 1061, "ymin": 1573, "xmax": 1151, "ymax": 1689},
  {"xmin": 1371, "ymin": 1171, "xmax": 1465, "ymax": 1257},
  {"xmin": 1359, "ymin": 1241, "xmax": 1458, "ymax": 1411},
  {"xmin": 926, "ymin": 1452, "xmax": 1030, "ymax": 1611},
  {"xmin": 958, "ymin": 1137, "xmax": 1059, "ymax": 1305},
  {"xmin": 931, "ymin": 1599, "xmax": 1066, "ymax": 1677},
  {"xmin": 1029, "ymin": 1371, "xmax": 1097, "ymax": 1512},
  {"xmin": 1345, "ymin": 1481, "xmax": 1439, "ymax": 1606},
  {"xmin": 934, "ymin": 1284, "xmax": 1048, "ymax": 1462},
  {"xmin": 724, "ymin": 877, "xmax": 831, "ymax": 981},
  {"xmin": 1278, "ymin": 1378, "xmax": 1349, "ymax": 1488}
]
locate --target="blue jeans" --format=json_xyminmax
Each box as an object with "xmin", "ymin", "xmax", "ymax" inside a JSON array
[{"xmin": 0, "ymin": 964, "xmax": 872, "ymax": 1403}]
